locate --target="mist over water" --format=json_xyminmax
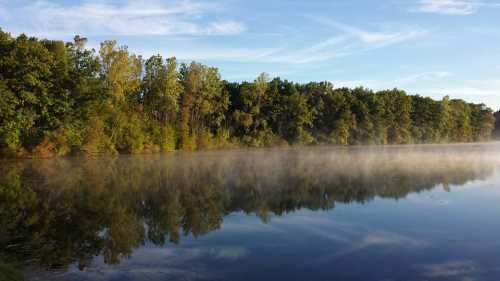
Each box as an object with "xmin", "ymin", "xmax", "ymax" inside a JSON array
[{"xmin": 2, "ymin": 143, "xmax": 500, "ymax": 281}]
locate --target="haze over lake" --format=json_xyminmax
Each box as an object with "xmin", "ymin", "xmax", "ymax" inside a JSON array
[{"xmin": 2, "ymin": 143, "xmax": 500, "ymax": 281}]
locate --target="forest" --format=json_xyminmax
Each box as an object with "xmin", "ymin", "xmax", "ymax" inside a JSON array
[{"xmin": 0, "ymin": 29, "xmax": 497, "ymax": 157}]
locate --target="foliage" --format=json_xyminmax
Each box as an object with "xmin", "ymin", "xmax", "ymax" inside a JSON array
[{"xmin": 0, "ymin": 28, "xmax": 496, "ymax": 157}]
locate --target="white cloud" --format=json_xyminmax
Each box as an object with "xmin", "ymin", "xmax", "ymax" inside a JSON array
[
  {"xmin": 331, "ymin": 71, "xmax": 452, "ymax": 89},
  {"xmin": 161, "ymin": 18, "xmax": 427, "ymax": 65},
  {"xmin": 245, "ymin": 19, "xmax": 428, "ymax": 65},
  {"xmin": 417, "ymin": 260, "xmax": 479, "ymax": 278},
  {"xmin": 140, "ymin": 46, "xmax": 280, "ymax": 62},
  {"xmin": 361, "ymin": 232, "xmax": 429, "ymax": 247},
  {"xmin": 394, "ymin": 71, "xmax": 453, "ymax": 85},
  {"xmin": 424, "ymin": 86, "xmax": 500, "ymax": 97},
  {"xmin": 414, "ymin": 0, "xmax": 500, "ymax": 15},
  {"xmin": 403, "ymin": 78, "xmax": 500, "ymax": 109},
  {"xmin": 331, "ymin": 79, "xmax": 380, "ymax": 89},
  {"xmin": 259, "ymin": 36, "xmax": 353, "ymax": 64},
  {"xmin": 5, "ymin": 0, "xmax": 246, "ymax": 37},
  {"xmin": 416, "ymin": 0, "xmax": 478, "ymax": 15},
  {"xmin": 211, "ymin": 247, "xmax": 250, "ymax": 260},
  {"xmin": 312, "ymin": 230, "xmax": 430, "ymax": 264},
  {"xmin": 312, "ymin": 18, "xmax": 428, "ymax": 46},
  {"xmin": 58, "ymin": 245, "xmax": 250, "ymax": 281}
]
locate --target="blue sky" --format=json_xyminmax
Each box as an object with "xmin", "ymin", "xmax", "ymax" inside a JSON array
[{"xmin": 1, "ymin": 0, "xmax": 499, "ymax": 109}]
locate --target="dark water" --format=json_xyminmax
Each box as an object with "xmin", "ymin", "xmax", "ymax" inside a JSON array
[{"xmin": 2, "ymin": 144, "xmax": 500, "ymax": 281}]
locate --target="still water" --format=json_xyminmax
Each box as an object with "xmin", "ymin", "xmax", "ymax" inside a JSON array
[{"xmin": 2, "ymin": 143, "xmax": 500, "ymax": 281}]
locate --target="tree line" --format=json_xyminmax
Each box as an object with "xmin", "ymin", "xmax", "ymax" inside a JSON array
[
  {"xmin": 0, "ymin": 29, "xmax": 497, "ymax": 157},
  {"xmin": 494, "ymin": 111, "xmax": 500, "ymax": 139}
]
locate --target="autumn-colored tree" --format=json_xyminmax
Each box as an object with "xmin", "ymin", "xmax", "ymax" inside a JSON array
[{"xmin": 0, "ymin": 28, "xmax": 496, "ymax": 157}]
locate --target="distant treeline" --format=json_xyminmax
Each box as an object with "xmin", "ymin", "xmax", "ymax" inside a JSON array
[
  {"xmin": 0, "ymin": 29, "xmax": 497, "ymax": 157},
  {"xmin": 494, "ymin": 111, "xmax": 500, "ymax": 139}
]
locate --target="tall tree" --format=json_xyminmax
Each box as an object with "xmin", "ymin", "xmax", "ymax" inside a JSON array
[
  {"xmin": 178, "ymin": 62, "xmax": 227, "ymax": 150},
  {"xmin": 448, "ymin": 99, "xmax": 472, "ymax": 142},
  {"xmin": 469, "ymin": 103, "xmax": 496, "ymax": 141},
  {"xmin": 411, "ymin": 95, "xmax": 442, "ymax": 143},
  {"xmin": 380, "ymin": 89, "xmax": 412, "ymax": 144},
  {"xmin": 142, "ymin": 55, "xmax": 181, "ymax": 125},
  {"xmin": 141, "ymin": 55, "xmax": 182, "ymax": 151},
  {"xmin": 231, "ymin": 73, "xmax": 272, "ymax": 146},
  {"xmin": 98, "ymin": 41, "xmax": 143, "ymax": 153}
]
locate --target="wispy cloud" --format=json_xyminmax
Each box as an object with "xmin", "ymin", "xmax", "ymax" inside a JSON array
[
  {"xmin": 313, "ymin": 18, "xmax": 428, "ymax": 46},
  {"xmin": 404, "ymin": 79, "xmax": 500, "ymax": 109},
  {"xmin": 312, "ymin": 230, "xmax": 430, "ymax": 264},
  {"xmin": 211, "ymin": 247, "xmax": 250, "ymax": 261},
  {"xmin": 415, "ymin": 0, "xmax": 478, "ymax": 15},
  {"xmin": 331, "ymin": 71, "xmax": 452, "ymax": 89},
  {"xmin": 163, "ymin": 19, "xmax": 428, "ymax": 65},
  {"xmin": 423, "ymin": 86, "xmax": 500, "ymax": 97},
  {"xmin": 260, "ymin": 36, "xmax": 354, "ymax": 64},
  {"xmin": 256, "ymin": 19, "xmax": 427, "ymax": 64},
  {"xmin": 60, "ymin": 245, "xmax": 250, "ymax": 281},
  {"xmin": 272, "ymin": 214, "xmax": 429, "ymax": 265},
  {"xmin": 160, "ymin": 47, "xmax": 280, "ymax": 62},
  {"xmin": 395, "ymin": 71, "xmax": 453, "ymax": 85},
  {"xmin": 3, "ymin": 0, "xmax": 246, "ymax": 37},
  {"xmin": 419, "ymin": 78, "xmax": 500, "ymax": 95},
  {"xmin": 416, "ymin": 260, "xmax": 479, "ymax": 279},
  {"xmin": 414, "ymin": 0, "xmax": 500, "ymax": 15}
]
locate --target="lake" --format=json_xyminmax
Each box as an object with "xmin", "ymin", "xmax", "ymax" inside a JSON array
[{"xmin": 2, "ymin": 143, "xmax": 500, "ymax": 281}]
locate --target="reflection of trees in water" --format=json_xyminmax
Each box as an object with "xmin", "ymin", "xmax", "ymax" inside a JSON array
[{"xmin": 0, "ymin": 149, "xmax": 495, "ymax": 271}]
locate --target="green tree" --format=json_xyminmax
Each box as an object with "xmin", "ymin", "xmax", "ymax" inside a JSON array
[
  {"xmin": 410, "ymin": 95, "xmax": 442, "ymax": 143},
  {"xmin": 178, "ymin": 62, "xmax": 228, "ymax": 150},
  {"xmin": 448, "ymin": 99, "xmax": 472, "ymax": 142},
  {"xmin": 380, "ymin": 89, "xmax": 412, "ymax": 144},
  {"xmin": 0, "ymin": 28, "xmax": 497, "ymax": 157},
  {"xmin": 142, "ymin": 55, "xmax": 182, "ymax": 151},
  {"xmin": 98, "ymin": 41, "xmax": 143, "ymax": 153},
  {"xmin": 231, "ymin": 73, "xmax": 273, "ymax": 146},
  {"xmin": 469, "ymin": 103, "xmax": 495, "ymax": 141}
]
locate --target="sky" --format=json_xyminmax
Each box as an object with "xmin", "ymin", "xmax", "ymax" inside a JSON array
[{"xmin": 0, "ymin": 0, "xmax": 499, "ymax": 110}]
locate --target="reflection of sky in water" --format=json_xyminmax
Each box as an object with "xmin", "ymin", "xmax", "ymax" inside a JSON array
[{"xmin": 37, "ymin": 169, "xmax": 500, "ymax": 281}]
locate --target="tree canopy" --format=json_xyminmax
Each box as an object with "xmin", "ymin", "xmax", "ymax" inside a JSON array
[{"xmin": 0, "ymin": 29, "xmax": 496, "ymax": 157}]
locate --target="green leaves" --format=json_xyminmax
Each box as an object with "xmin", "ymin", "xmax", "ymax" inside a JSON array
[{"xmin": 0, "ymin": 28, "xmax": 496, "ymax": 157}]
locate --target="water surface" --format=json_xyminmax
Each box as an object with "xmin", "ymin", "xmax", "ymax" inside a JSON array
[{"xmin": 2, "ymin": 144, "xmax": 500, "ymax": 281}]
